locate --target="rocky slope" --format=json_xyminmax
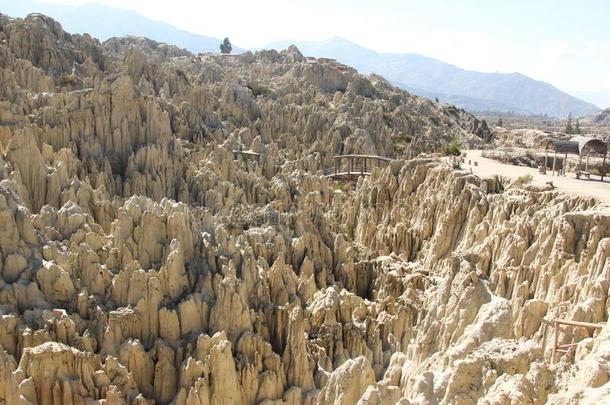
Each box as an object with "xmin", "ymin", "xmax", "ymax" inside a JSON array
[
  {"xmin": 0, "ymin": 12, "xmax": 609, "ymax": 405},
  {"xmin": 584, "ymin": 108, "xmax": 610, "ymax": 126}
]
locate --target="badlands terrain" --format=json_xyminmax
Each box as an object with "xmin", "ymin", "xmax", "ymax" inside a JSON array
[{"xmin": 0, "ymin": 13, "xmax": 610, "ymax": 405}]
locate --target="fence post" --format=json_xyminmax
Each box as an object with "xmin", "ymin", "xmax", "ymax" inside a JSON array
[{"xmin": 552, "ymin": 320, "xmax": 558, "ymax": 364}]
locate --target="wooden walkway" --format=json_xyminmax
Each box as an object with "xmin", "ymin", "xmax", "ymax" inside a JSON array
[
  {"xmin": 232, "ymin": 150, "xmax": 261, "ymax": 160},
  {"xmin": 326, "ymin": 154, "xmax": 392, "ymax": 180},
  {"xmin": 231, "ymin": 151, "xmax": 393, "ymax": 181}
]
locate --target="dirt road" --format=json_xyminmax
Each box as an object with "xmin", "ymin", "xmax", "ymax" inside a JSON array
[{"xmin": 463, "ymin": 150, "xmax": 610, "ymax": 205}]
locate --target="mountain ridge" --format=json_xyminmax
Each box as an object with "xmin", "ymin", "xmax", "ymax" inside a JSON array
[
  {"xmin": 266, "ymin": 37, "xmax": 600, "ymax": 118},
  {"xmin": 2, "ymin": 1, "xmax": 599, "ymax": 117},
  {"xmin": 0, "ymin": 0, "xmax": 245, "ymax": 54}
]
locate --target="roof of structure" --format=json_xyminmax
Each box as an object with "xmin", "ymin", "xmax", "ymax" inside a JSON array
[
  {"xmin": 543, "ymin": 136, "xmax": 607, "ymax": 156},
  {"xmin": 570, "ymin": 136, "xmax": 607, "ymax": 156}
]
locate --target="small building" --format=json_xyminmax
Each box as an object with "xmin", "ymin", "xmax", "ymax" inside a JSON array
[{"xmin": 542, "ymin": 136, "xmax": 608, "ymax": 180}]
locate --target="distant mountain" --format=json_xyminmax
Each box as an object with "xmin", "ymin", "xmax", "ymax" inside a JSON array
[
  {"xmin": 0, "ymin": 0, "xmax": 244, "ymax": 54},
  {"xmin": 266, "ymin": 37, "xmax": 600, "ymax": 118}
]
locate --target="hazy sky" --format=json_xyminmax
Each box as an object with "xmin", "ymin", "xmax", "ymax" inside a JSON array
[{"xmin": 15, "ymin": 0, "xmax": 610, "ymax": 101}]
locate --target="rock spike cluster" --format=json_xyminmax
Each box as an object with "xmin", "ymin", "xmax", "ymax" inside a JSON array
[{"xmin": 0, "ymin": 11, "xmax": 609, "ymax": 405}]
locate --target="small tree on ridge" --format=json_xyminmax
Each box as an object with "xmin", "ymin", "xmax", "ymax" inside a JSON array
[
  {"xmin": 220, "ymin": 37, "xmax": 232, "ymax": 54},
  {"xmin": 565, "ymin": 113, "xmax": 573, "ymax": 134}
]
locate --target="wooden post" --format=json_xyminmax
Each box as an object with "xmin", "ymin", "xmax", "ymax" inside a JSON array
[
  {"xmin": 334, "ymin": 157, "xmax": 338, "ymax": 176},
  {"xmin": 360, "ymin": 157, "xmax": 364, "ymax": 175},
  {"xmin": 552, "ymin": 153, "xmax": 557, "ymax": 176},
  {"xmin": 602, "ymin": 154, "xmax": 607, "ymax": 182},
  {"xmin": 578, "ymin": 153, "xmax": 583, "ymax": 178},
  {"xmin": 545, "ymin": 149, "xmax": 548, "ymax": 172},
  {"xmin": 551, "ymin": 318, "xmax": 604, "ymax": 364},
  {"xmin": 552, "ymin": 320, "xmax": 559, "ymax": 364},
  {"xmin": 563, "ymin": 152, "xmax": 568, "ymax": 176},
  {"xmin": 585, "ymin": 154, "xmax": 590, "ymax": 173},
  {"xmin": 364, "ymin": 158, "xmax": 367, "ymax": 174}
]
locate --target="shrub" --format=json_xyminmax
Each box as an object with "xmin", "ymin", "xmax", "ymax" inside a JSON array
[
  {"xmin": 443, "ymin": 140, "xmax": 461, "ymax": 156},
  {"xmin": 383, "ymin": 111, "xmax": 392, "ymax": 124},
  {"xmin": 176, "ymin": 69, "xmax": 189, "ymax": 84},
  {"xmin": 591, "ymin": 168, "xmax": 601, "ymax": 175},
  {"xmin": 335, "ymin": 182, "xmax": 352, "ymax": 193},
  {"xmin": 513, "ymin": 174, "xmax": 533, "ymax": 186},
  {"xmin": 58, "ymin": 74, "xmax": 77, "ymax": 87},
  {"xmin": 400, "ymin": 133, "xmax": 412, "ymax": 143},
  {"xmin": 247, "ymin": 82, "xmax": 270, "ymax": 97}
]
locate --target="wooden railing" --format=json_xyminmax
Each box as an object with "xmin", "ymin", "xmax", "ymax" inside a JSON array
[
  {"xmin": 327, "ymin": 154, "xmax": 392, "ymax": 180},
  {"xmin": 551, "ymin": 318, "xmax": 605, "ymax": 364},
  {"xmin": 232, "ymin": 150, "xmax": 261, "ymax": 160}
]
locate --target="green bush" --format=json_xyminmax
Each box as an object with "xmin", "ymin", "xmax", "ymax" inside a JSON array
[
  {"xmin": 335, "ymin": 182, "xmax": 352, "ymax": 193},
  {"xmin": 383, "ymin": 111, "xmax": 392, "ymax": 124},
  {"xmin": 247, "ymin": 82, "xmax": 270, "ymax": 97},
  {"xmin": 514, "ymin": 174, "xmax": 533, "ymax": 186},
  {"xmin": 591, "ymin": 168, "xmax": 601, "ymax": 175},
  {"xmin": 58, "ymin": 74, "xmax": 77, "ymax": 87},
  {"xmin": 443, "ymin": 140, "xmax": 461, "ymax": 156}
]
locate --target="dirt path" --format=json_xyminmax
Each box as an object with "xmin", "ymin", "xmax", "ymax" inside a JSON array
[{"xmin": 463, "ymin": 150, "xmax": 610, "ymax": 205}]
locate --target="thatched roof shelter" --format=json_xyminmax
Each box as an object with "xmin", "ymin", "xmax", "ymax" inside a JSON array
[
  {"xmin": 569, "ymin": 136, "xmax": 607, "ymax": 156},
  {"xmin": 542, "ymin": 135, "xmax": 608, "ymax": 180},
  {"xmin": 543, "ymin": 136, "xmax": 607, "ymax": 156},
  {"xmin": 543, "ymin": 139, "xmax": 579, "ymax": 154}
]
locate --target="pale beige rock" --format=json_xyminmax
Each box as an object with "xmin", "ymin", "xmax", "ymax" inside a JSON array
[
  {"xmin": 209, "ymin": 338, "xmax": 243, "ymax": 405},
  {"xmin": 282, "ymin": 306, "xmax": 315, "ymax": 391},
  {"xmin": 317, "ymin": 356, "xmax": 376, "ymax": 405},
  {"xmin": 209, "ymin": 275, "xmax": 252, "ymax": 343},
  {"xmin": 1, "ymin": 11, "xmax": 609, "ymax": 405},
  {"xmin": 3, "ymin": 253, "xmax": 27, "ymax": 283}
]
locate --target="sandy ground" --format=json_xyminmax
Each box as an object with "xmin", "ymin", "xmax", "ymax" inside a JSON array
[{"xmin": 463, "ymin": 150, "xmax": 610, "ymax": 206}]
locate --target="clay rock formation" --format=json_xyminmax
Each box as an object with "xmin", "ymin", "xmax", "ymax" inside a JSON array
[{"xmin": 0, "ymin": 11, "xmax": 609, "ymax": 405}]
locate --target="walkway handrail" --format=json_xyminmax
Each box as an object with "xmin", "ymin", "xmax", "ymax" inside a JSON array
[
  {"xmin": 232, "ymin": 150, "xmax": 261, "ymax": 159},
  {"xmin": 551, "ymin": 318, "xmax": 605, "ymax": 364},
  {"xmin": 328, "ymin": 154, "xmax": 392, "ymax": 180},
  {"xmin": 332, "ymin": 154, "xmax": 393, "ymax": 162}
]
